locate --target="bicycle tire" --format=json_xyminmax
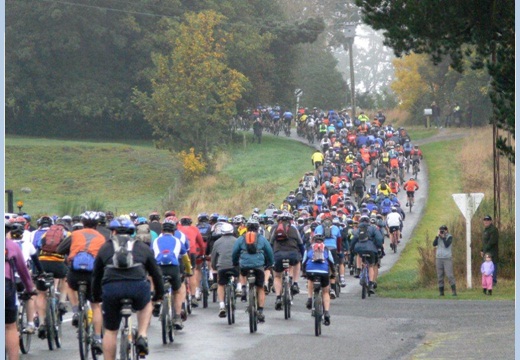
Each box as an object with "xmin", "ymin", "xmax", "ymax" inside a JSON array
[
  {"xmin": 161, "ymin": 297, "xmax": 170, "ymax": 344},
  {"xmin": 46, "ymin": 300, "xmax": 55, "ymax": 350},
  {"xmin": 314, "ymin": 292, "xmax": 322, "ymax": 337},
  {"xmin": 231, "ymin": 293, "xmax": 236, "ymax": 324},
  {"xmin": 78, "ymin": 309, "xmax": 90, "ymax": 360},
  {"xmin": 18, "ymin": 300, "xmax": 32, "ymax": 354},
  {"xmin": 186, "ymin": 293, "xmax": 192, "ymax": 315},
  {"xmin": 361, "ymin": 268, "xmax": 368, "ymax": 299},
  {"xmin": 226, "ymin": 285, "xmax": 233, "ymax": 325},
  {"xmin": 248, "ymin": 286, "xmax": 256, "ymax": 333},
  {"xmin": 132, "ymin": 327, "xmax": 139, "ymax": 360},
  {"xmin": 53, "ymin": 299, "xmax": 62, "ymax": 349},
  {"xmin": 283, "ymin": 280, "xmax": 290, "ymax": 320},
  {"xmin": 119, "ymin": 327, "xmax": 129, "ymax": 360},
  {"xmin": 202, "ymin": 288, "xmax": 209, "ymax": 309},
  {"xmin": 169, "ymin": 294, "xmax": 175, "ymax": 343}
]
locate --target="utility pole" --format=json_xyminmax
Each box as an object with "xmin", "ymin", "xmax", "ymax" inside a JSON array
[{"xmin": 344, "ymin": 22, "xmax": 357, "ymax": 120}]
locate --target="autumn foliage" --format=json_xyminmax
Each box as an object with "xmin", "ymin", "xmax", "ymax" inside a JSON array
[{"xmin": 179, "ymin": 148, "xmax": 207, "ymax": 181}]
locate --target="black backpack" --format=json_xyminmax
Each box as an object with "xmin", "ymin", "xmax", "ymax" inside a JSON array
[
  {"xmin": 358, "ymin": 226, "xmax": 369, "ymax": 242},
  {"xmin": 322, "ymin": 218, "xmax": 332, "ymax": 238}
]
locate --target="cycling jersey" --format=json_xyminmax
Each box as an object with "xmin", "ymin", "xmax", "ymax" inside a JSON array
[{"xmin": 403, "ymin": 180, "xmax": 419, "ymax": 192}]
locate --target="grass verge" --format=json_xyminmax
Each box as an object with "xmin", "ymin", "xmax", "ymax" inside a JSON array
[{"xmin": 377, "ymin": 138, "xmax": 514, "ymax": 300}]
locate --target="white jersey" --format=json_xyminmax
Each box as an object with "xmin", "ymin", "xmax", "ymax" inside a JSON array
[{"xmin": 386, "ymin": 212, "xmax": 402, "ymax": 227}]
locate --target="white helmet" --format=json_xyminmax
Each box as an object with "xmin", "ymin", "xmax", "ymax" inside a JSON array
[{"xmin": 220, "ymin": 222, "xmax": 234, "ymax": 235}]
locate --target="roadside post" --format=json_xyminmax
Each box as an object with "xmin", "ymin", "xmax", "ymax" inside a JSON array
[
  {"xmin": 452, "ymin": 193, "xmax": 485, "ymax": 288},
  {"xmin": 295, "ymin": 88, "xmax": 303, "ymax": 116}
]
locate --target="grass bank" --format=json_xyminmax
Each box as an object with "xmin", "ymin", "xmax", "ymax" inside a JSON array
[{"xmin": 378, "ymin": 132, "xmax": 514, "ymax": 300}]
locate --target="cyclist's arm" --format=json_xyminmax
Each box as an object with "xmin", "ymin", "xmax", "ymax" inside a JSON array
[
  {"xmin": 261, "ymin": 237, "xmax": 274, "ymax": 268},
  {"xmin": 30, "ymin": 253, "xmax": 44, "ymax": 274},
  {"xmin": 145, "ymin": 245, "xmax": 165, "ymax": 301},
  {"xmin": 231, "ymin": 239, "xmax": 241, "ymax": 267},
  {"xmin": 91, "ymin": 245, "xmax": 108, "ymax": 303},
  {"xmin": 56, "ymin": 234, "xmax": 72, "ymax": 255}
]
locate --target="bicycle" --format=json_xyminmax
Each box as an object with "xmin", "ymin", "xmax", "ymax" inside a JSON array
[
  {"xmin": 182, "ymin": 276, "xmax": 192, "ymax": 318},
  {"xmin": 310, "ymin": 276, "xmax": 323, "ymax": 337},
  {"xmin": 118, "ymin": 299, "xmax": 139, "ymax": 360},
  {"xmin": 407, "ymin": 192, "xmax": 414, "ymax": 212},
  {"xmin": 223, "ymin": 271, "xmax": 236, "ymax": 325},
  {"xmin": 199, "ymin": 256, "xmax": 210, "ymax": 308},
  {"xmin": 38, "ymin": 273, "xmax": 62, "ymax": 350},
  {"xmin": 281, "ymin": 259, "xmax": 292, "ymax": 320},
  {"xmin": 333, "ymin": 263, "xmax": 341, "ymax": 298},
  {"xmin": 77, "ymin": 280, "xmax": 100, "ymax": 360},
  {"xmin": 359, "ymin": 254, "xmax": 372, "ymax": 299},
  {"xmin": 160, "ymin": 276, "xmax": 174, "ymax": 344},
  {"xmin": 413, "ymin": 161, "xmax": 420, "ymax": 178},
  {"xmin": 17, "ymin": 290, "xmax": 34, "ymax": 354},
  {"xmin": 246, "ymin": 270, "xmax": 258, "ymax": 333}
]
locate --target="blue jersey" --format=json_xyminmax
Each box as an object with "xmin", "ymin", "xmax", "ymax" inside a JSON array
[
  {"xmin": 151, "ymin": 233, "xmax": 187, "ymax": 266},
  {"xmin": 314, "ymin": 224, "xmax": 341, "ymax": 249},
  {"xmin": 303, "ymin": 246, "xmax": 334, "ymax": 273}
]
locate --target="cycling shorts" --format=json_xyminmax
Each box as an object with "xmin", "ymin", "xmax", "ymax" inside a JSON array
[
  {"xmin": 67, "ymin": 270, "xmax": 94, "ymax": 302},
  {"xmin": 306, "ymin": 272, "xmax": 330, "ymax": 288},
  {"xmin": 406, "ymin": 190, "xmax": 415, "ymax": 198},
  {"xmin": 274, "ymin": 251, "xmax": 301, "ymax": 273},
  {"xmin": 314, "ymin": 161, "xmax": 322, "ymax": 169},
  {"xmin": 239, "ymin": 268, "xmax": 265, "ymax": 288},
  {"xmin": 358, "ymin": 252, "xmax": 377, "ymax": 265},
  {"xmin": 5, "ymin": 279, "xmax": 17, "ymax": 324},
  {"xmin": 159, "ymin": 265, "xmax": 182, "ymax": 291},
  {"xmin": 388, "ymin": 226, "xmax": 400, "ymax": 234},
  {"xmin": 101, "ymin": 279, "xmax": 151, "ymax": 331},
  {"xmin": 40, "ymin": 260, "xmax": 68, "ymax": 279},
  {"xmin": 217, "ymin": 268, "xmax": 239, "ymax": 286}
]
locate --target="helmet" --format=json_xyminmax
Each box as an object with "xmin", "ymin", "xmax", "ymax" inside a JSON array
[
  {"xmin": 310, "ymin": 221, "xmax": 318, "ymax": 230},
  {"xmin": 149, "ymin": 211, "xmax": 160, "ymax": 221},
  {"xmin": 197, "ymin": 212, "xmax": 209, "ymax": 222},
  {"xmin": 22, "ymin": 214, "xmax": 32, "ymax": 222},
  {"xmin": 220, "ymin": 222, "xmax": 234, "ymax": 235},
  {"xmin": 297, "ymin": 217, "xmax": 305, "ymax": 225},
  {"xmin": 72, "ymin": 222, "xmax": 84, "ymax": 231},
  {"xmin": 72, "ymin": 215, "xmax": 81, "ymax": 223},
  {"xmin": 164, "ymin": 210, "xmax": 176, "ymax": 218},
  {"xmin": 10, "ymin": 223, "xmax": 25, "ymax": 238},
  {"xmin": 252, "ymin": 208, "xmax": 260, "ymax": 214},
  {"xmin": 209, "ymin": 213, "xmax": 219, "ymax": 222},
  {"xmin": 162, "ymin": 216, "xmax": 178, "ymax": 232},
  {"xmin": 129, "ymin": 212, "xmax": 138, "ymax": 220},
  {"xmin": 135, "ymin": 217, "xmax": 148, "ymax": 225},
  {"xmin": 217, "ymin": 215, "xmax": 229, "ymax": 222},
  {"xmin": 180, "ymin": 216, "xmax": 192, "ymax": 226},
  {"xmin": 106, "ymin": 211, "xmax": 115, "ymax": 221},
  {"xmin": 109, "ymin": 217, "xmax": 135, "ymax": 234},
  {"xmin": 332, "ymin": 217, "xmax": 341, "ymax": 225},
  {"xmin": 246, "ymin": 219, "xmax": 259, "ymax": 231},
  {"xmin": 410, "ymin": 177, "xmax": 415, "ymax": 181},
  {"xmin": 280, "ymin": 211, "xmax": 293, "ymax": 221},
  {"xmin": 359, "ymin": 215, "xmax": 370, "ymax": 223},
  {"xmin": 232, "ymin": 215, "xmax": 244, "ymax": 225},
  {"xmin": 313, "ymin": 234, "xmax": 325, "ymax": 242},
  {"xmin": 81, "ymin": 211, "xmax": 100, "ymax": 227},
  {"xmin": 391, "ymin": 207, "xmax": 397, "ymax": 212},
  {"xmin": 96, "ymin": 212, "xmax": 106, "ymax": 224},
  {"xmin": 62, "ymin": 215, "xmax": 72, "ymax": 223},
  {"xmin": 37, "ymin": 216, "xmax": 53, "ymax": 227}
]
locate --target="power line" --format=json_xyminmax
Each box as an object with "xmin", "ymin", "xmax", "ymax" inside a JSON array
[{"xmin": 39, "ymin": 0, "xmax": 179, "ymax": 19}]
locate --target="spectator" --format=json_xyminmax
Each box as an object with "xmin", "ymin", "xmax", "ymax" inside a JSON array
[
  {"xmin": 252, "ymin": 117, "xmax": 263, "ymax": 144},
  {"xmin": 465, "ymin": 101, "xmax": 473, "ymax": 128},
  {"xmin": 481, "ymin": 215, "xmax": 499, "ymax": 285},
  {"xmin": 431, "ymin": 101, "xmax": 441, "ymax": 128},
  {"xmin": 433, "ymin": 225, "xmax": 456, "ymax": 296},
  {"xmin": 443, "ymin": 101, "xmax": 452, "ymax": 128}
]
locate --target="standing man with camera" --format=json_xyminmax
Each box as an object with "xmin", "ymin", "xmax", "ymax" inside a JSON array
[{"xmin": 433, "ymin": 225, "xmax": 457, "ymax": 296}]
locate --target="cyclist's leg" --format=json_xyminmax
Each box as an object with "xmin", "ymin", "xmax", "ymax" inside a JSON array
[
  {"xmin": 189, "ymin": 255, "xmax": 199, "ymax": 300},
  {"xmin": 321, "ymin": 276, "xmax": 331, "ymax": 312},
  {"xmin": 5, "ymin": 279, "xmax": 19, "ymax": 359},
  {"xmin": 102, "ymin": 330, "xmax": 118, "ymax": 360},
  {"xmin": 6, "ymin": 322, "xmax": 19, "ymax": 360},
  {"xmin": 255, "ymin": 271, "xmax": 266, "ymax": 309}
]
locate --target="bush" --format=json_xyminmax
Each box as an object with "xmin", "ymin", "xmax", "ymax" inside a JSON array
[{"xmin": 178, "ymin": 148, "xmax": 207, "ymax": 181}]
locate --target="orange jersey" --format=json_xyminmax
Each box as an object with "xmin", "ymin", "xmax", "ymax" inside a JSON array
[{"xmin": 403, "ymin": 180, "xmax": 419, "ymax": 192}]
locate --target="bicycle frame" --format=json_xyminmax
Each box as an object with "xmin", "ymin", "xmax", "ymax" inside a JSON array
[
  {"xmin": 312, "ymin": 277, "xmax": 323, "ymax": 337},
  {"xmin": 281, "ymin": 259, "xmax": 292, "ymax": 320},
  {"xmin": 247, "ymin": 270, "xmax": 258, "ymax": 333}
]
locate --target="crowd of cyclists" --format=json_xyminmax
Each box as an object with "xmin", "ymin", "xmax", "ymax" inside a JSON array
[{"xmin": 5, "ymin": 108, "xmax": 424, "ymax": 359}]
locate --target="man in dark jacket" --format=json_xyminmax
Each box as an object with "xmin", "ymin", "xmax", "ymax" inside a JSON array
[{"xmin": 481, "ymin": 215, "xmax": 499, "ymax": 285}]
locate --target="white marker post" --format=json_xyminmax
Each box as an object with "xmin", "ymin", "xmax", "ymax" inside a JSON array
[
  {"xmin": 294, "ymin": 88, "xmax": 303, "ymax": 116},
  {"xmin": 452, "ymin": 193, "xmax": 484, "ymax": 288}
]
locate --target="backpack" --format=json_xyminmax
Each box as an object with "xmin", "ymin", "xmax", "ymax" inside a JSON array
[
  {"xmin": 154, "ymin": 236, "xmax": 177, "ymax": 266},
  {"xmin": 322, "ymin": 218, "xmax": 332, "ymax": 238},
  {"xmin": 197, "ymin": 222, "xmax": 212, "ymax": 243},
  {"xmin": 41, "ymin": 224, "xmax": 66, "ymax": 253},
  {"xmin": 111, "ymin": 235, "xmax": 136, "ymax": 269},
  {"xmin": 311, "ymin": 243, "xmax": 326, "ymax": 263},
  {"xmin": 275, "ymin": 222, "xmax": 290, "ymax": 241},
  {"xmin": 70, "ymin": 230, "xmax": 105, "ymax": 272},
  {"xmin": 358, "ymin": 226, "xmax": 369, "ymax": 242},
  {"xmin": 245, "ymin": 231, "xmax": 258, "ymax": 254},
  {"xmin": 135, "ymin": 224, "xmax": 152, "ymax": 245}
]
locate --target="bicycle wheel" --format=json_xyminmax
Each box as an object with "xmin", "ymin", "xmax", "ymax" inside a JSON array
[
  {"xmin": 185, "ymin": 292, "xmax": 192, "ymax": 315},
  {"xmin": 161, "ymin": 297, "xmax": 170, "ymax": 344},
  {"xmin": 248, "ymin": 286, "xmax": 256, "ymax": 333},
  {"xmin": 119, "ymin": 328, "xmax": 129, "ymax": 360},
  {"xmin": 360, "ymin": 268, "xmax": 367, "ymax": 299},
  {"xmin": 53, "ymin": 298, "xmax": 62, "ymax": 349},
  {"xmin": 231, "ymin": 292, "xmax": 236, "ymax": 324},
  {"xmin": 314, "ymin": 294, "xmax": 322, "ymax": 337},
  {"xmin": 132, "ymin": 327, "xmax": 140, "ymax": 360},
  {"xmin": 226, "ymin": 285, "xmax": 233, "ymax": 325},
  {"xmin": 18, "ymin": 300, "xmax": 32, "ymax": 354},
  {"xmin": 46, "ymin": 301, "xmax": 55, "ymax": 350},
  {"xmin": 78, "ymin": 309, "xmax": 90, "ymax": 360}
]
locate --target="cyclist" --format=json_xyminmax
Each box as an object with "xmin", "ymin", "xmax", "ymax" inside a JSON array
[
  {"xmin": 410, "ymin": 145, "xmax": 423, "ymax": 169},
  {"xmin": 96, "ymin": 212, "xmax": 112, "ymax": 241},
  {"xmin": 302, "ymin": 234, "xmax": 333, "ymax": 325},
  {"xmin": 151, "ymin": 217, "xmax": 192, "ymax": 330},
  {"xmin": 313, "ymin": 211, "xmax": 343, "ymax": 296},
  {"xmin": 56, "ymin": 211, "xmax": 106, "ymax": 353},
  {"xmin": 148, "ymin": 211, "xmax": 162, "ymax": 236},
  {"xmin": 209, "ymin": 222, "xmax": 238, "ymax": 318},
  {"xmin": 350, "ymin": 215, "xmax": 383, "ymax": 293},
  {"xmin": 232, "ymin": 219, "xmax": 274, "ymax": 323},
  {"xmin": 6, "ymin": 223, "xmax": 37, "ymax": 360},
  {"xmin": 269, "ymin": 212, "xmax": 305, "ymax": 310},
  {"xmin": 403, "ymin": 177, "xmax": 420, "ymax": 207},
  {"xmin": 177, "ymin": 216, "xmax": 205, "ymax": 307},
  {"xmin": 385, "ymin": 207, "xmax": 402, "ymax": 252},
  {"xmin": 92, "ymin": 218, "xmax": 164, "ymax": 359},
  {"xmin": 7, "ymin": 221, "xmax": 43, "ymax": 335},
  {"xmin": 33, "ymin": 216, "xmax": 71, "ymax": 340}
]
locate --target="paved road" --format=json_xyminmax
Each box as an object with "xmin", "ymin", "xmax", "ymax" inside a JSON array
[{"xmin": 21, "ymin": 127, "xmax": 514, "ymax": 360}]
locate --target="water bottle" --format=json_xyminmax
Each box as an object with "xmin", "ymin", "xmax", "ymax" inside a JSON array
[{"xmin": 87, "ymin": 308, "xmax": 93, "ymax": 324}]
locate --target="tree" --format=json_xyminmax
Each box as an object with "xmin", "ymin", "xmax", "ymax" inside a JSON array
[
  {"xmin": 133, "ymin": 11, "xmax": 248, "ymax": 156},
  {"xmin": 355, "ymin": 0, "xmax": 514, "ymax": 162}
]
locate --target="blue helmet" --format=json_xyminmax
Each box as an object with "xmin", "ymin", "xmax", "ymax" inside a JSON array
[{"xmin": 109, "ymin": 218, "xmax": 135, "ymax": 234}]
